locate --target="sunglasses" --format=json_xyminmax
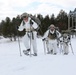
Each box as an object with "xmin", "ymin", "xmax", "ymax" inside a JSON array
[{"xmin": 23, "ymin": 16, "xmax": 27, "ymax": 18}]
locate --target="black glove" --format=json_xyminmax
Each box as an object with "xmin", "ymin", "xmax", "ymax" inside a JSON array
[
  {"xmin": 68, "ymin": 37, "xmax": 70, "ymax": 40},
  {"xmin": 60, "ymin": 40, "xmax": 62, "ymax": 42},
  {"xmin": 42, "ymin": 38, "xmax": 46, "ymax": 41}
]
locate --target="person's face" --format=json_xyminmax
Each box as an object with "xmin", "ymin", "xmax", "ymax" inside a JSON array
[
  {"xmin": 23, "ymin": 17, "xmax": 28, "ymax": 22},
  {"xmin": 50, "ymin": 26, "xmax": 55, "ymax": 31}
]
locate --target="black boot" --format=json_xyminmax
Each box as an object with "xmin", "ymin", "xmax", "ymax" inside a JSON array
[
  {"xmin": 33, "ymin": 53, "xmax": 37, "ymax": 56},
  {"xmin": 47, "ymin": 51, "xmax": 51, "ymax": 54},
  {"xmin": 64, "ymin": 53, "xmax": 68, "ymax": 55},
  {"xmin": 47, "ymin": 50, "xmax": 53, "ymax": 54},
  {"xmin": 53, "ymin": 53, "xmax": 57, "ymax": 55},
  {"xmin": 23, "ymin": 49, "xmax": 30, "ymax": 55}
]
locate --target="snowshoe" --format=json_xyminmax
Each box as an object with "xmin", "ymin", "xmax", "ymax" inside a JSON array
[
  {"xmin": 23, "ymin": 49, "xmax": 30, "ymax": 56},
  {"xmin": 33, "ymin": 53, "xmax": 37, "ymax": 56},
  {"xmin": 47, "ymin": 50, "xmax": 53, "ymax": 54},
  {"xmin": 53, "ymin": 53, "xmax": 57, "ymax": 55},
  {"xmin": 64, "ymin": 53, "xmax": 68, "ymax": 55}
]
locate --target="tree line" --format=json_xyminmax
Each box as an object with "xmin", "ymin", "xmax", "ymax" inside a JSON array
[{"xmin": 0, "ymin": 9, "xmax": 74, "ymax": 41}]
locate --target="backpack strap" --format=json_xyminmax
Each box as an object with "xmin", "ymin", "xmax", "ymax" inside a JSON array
[
  {"xmin": 22, "ymin": 20, "xmax": 25, "ymax": 26},
  {"xmin": 30, "ymin": 19, "xmax": 34, "ymax": 25}
]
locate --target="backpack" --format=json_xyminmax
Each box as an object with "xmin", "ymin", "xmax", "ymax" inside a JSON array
[
  {"xmin": 29, "ymin": 15, "xmax": 41, "ymax": 26},
  {"xmin": 29, "ymin": 15, "xmax": 43, "ymax": 36}
]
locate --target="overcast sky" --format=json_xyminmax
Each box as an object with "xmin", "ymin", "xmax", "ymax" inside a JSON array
[{"xmin": 0, "ymin": 0, "xmax": 76, "ymax": 22}]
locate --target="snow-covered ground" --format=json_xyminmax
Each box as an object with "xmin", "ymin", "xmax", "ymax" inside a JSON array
[{"xmin": 0, "ymin": 36, "xmax": 76, "ymax": 75}]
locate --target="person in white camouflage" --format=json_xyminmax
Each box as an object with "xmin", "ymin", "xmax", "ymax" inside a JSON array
[
  {"xmin": 42, "ymin": 24, "xmax": 61, "ymax": 55},
  {"xmin": 18, "ymin": 13, "xmax": 38, "ymax": 56},
  {"xmin": 62, "ymin": 33, "xmax": 71, "ymax": 55}
]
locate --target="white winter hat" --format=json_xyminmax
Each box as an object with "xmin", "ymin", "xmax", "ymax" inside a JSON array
[
  {"xmin": 50, "ymin": 24, "xmax": 55, "ymax": 28},
  {"xmin": 63, "ymin": 33, "xmax": 67, "ymax": 37},
  {"xmin": 21, "ymin": 12, "xmax": 29, "ymax": 18}
]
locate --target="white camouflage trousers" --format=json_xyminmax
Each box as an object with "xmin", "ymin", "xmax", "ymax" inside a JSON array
[
  {"xmin": 47, "ymin": 39, "xmax": 57, "ymax": 54},
  {"xmin": 63, "ymin": 42, "xmax": 69, "ymax": 54},
  {"xmin": 22, "ymin": 31, "xmax": 37, "ymax": 54}
]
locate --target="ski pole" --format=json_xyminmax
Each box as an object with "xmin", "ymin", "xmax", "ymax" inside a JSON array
[
  {"xmin": 69, "ymin": 42, "xmax": 74, "ymax": 55},
  {"xmin": 29, "ymin": 23, "xmax": 33, "ymax": 57},
  {"xmin": 43, "ymin": 40, "xmax": 46, "ymax": 55},
  {"xmin": 60, "ymin": 41, "xmax": 63, "ymax": 54},
  {"xmin": 18, "ymin": 36, "xmax": 22, "ymax": 56},
  {"xmin": 46, "ymin": 40, "xmax": 50, "ymax": 54},
  {"xmin": 16, "ymin": 26, "xmax": 22, "ymax": 57},
  {"xmin": 29, "ymin": 32, "xmax": 32, "ymax": 57}
]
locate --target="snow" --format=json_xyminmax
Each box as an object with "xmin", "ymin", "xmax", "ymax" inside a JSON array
[{"xmin": 0, "ymin": 36, "xmax": 76, "ymax": 75}]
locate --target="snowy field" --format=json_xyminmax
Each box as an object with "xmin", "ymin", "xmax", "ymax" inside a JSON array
[{"xmin": 0, "ymin": 36, "xmax": 76, "ymax": 75}]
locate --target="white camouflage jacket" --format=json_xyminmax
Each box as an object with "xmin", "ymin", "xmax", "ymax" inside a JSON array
[{"xmin": 18, "ymin": 17, "xmax": 38, "ymax": 32}]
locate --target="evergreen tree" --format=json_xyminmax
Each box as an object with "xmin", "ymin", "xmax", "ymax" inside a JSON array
[
  {"xmin": 0, "ymin": 20, "xmax": 5, "ymax": 35},
  {"xmin": 41, "ymin": 15, "xmax": 50, "ymax": 34},
  {"xmin": 56, "ymin": 10, "xmax": 68, "ymax": 31},
  {"xmin": 50, "ymin": 14, "xmax": 56, "ymax": 25},
  {"xmin": 2, "ymin": 17, "xmax": 12, "ymax": 39}
]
